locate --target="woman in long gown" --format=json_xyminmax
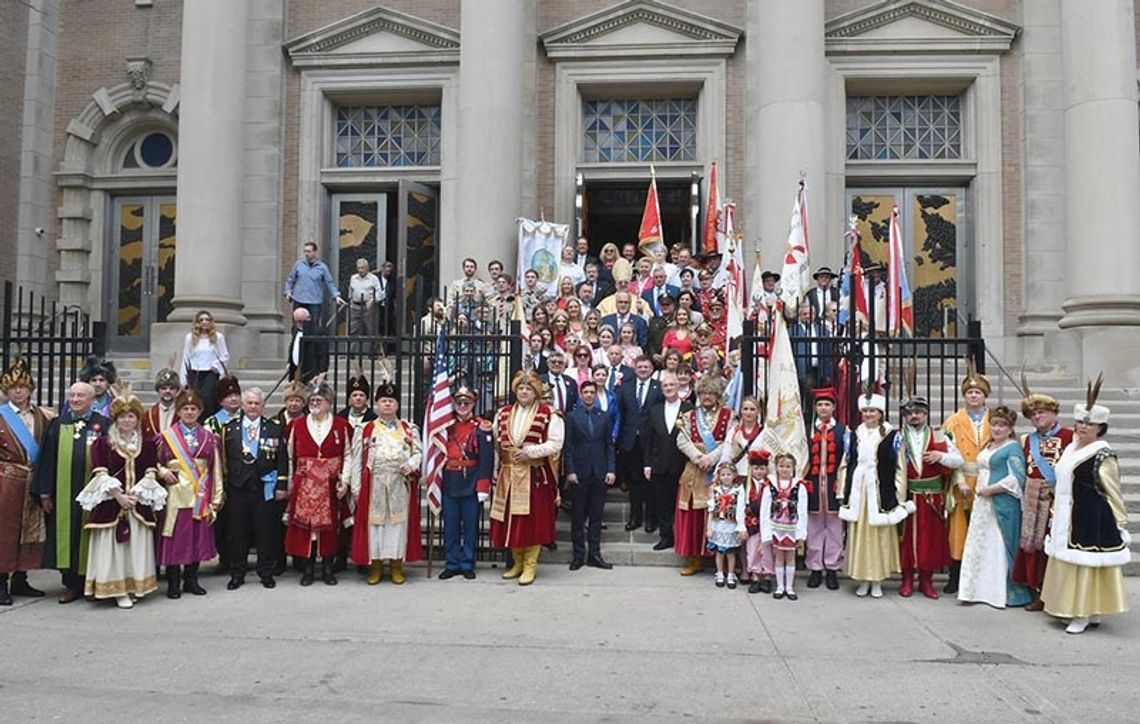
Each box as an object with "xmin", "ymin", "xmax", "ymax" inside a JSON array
[
  {"xmin": 838, "ymin": 393, "xmax": 911, "ymax": 599},
  {"xmin": 77, "ymin": 391, "xmax": 166, "ymax": 608},
  {"xmin": 957, "ymin": 405, "xmax": 1033, "ymax": 608}
]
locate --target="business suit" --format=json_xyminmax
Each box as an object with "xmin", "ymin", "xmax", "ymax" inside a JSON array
[
  {"xmin": 805, "ymin": 285, "xmax": 839, "ymax": 323},
  {"xmin": 564, "ymin": 402, "xmax": 616, "ymax": 563},
  {"xmin": 641, "ymin": 283, "xmax": 681, "ymax": 316},
  {"xmin": 601, "ymin": 362, "xmax": 634, "ymax": 396},
  {"xmin": 643, "ymin": 399, "xmax": 695, "ymax": 546},
  {"xmin": 222, "ymin": 415, "xmax": 288, "ymax": 583},
  {"xmin": 286, "ymin": 325, "xmax": 325, "ymax": 383},
  {"xmin": 545, "ymin": 372, "xmax": 578, "ymax": 414},
  {"xmin": 601, "ymin": 313, "xmax": 649, "ymax": 348},
  {"xmin": 576, "ymin": 278, "xmax": 614, "ymax": 302},
  {"xmin": 617, "ymin": 375, "xmax": 664, "ymax": 530}
]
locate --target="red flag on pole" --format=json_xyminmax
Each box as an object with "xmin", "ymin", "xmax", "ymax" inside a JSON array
[
  {"xmin": 703, "ymin": 161, "xmax": 721, "ymax": 254},
  {"xmin": 637, "ymin": 166, "xmax": 664, "ymax": 257}
]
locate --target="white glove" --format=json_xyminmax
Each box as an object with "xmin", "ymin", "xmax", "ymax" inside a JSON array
[
  {"xmin": 477, "ymin": 492, "xmax": 489, "ymax": 504},
  {"xmin": 1120, "ymin": 528, "xmax": 1132, "ymax": 546}
]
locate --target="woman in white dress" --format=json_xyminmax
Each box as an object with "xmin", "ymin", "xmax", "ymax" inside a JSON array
[
  {"xmin": 179, "ymin": 310, "xmax": 230, "ymax": 417},
  {"xmin": 957, "ymin": 405, "xmax": 1033, "ymax": 608}
]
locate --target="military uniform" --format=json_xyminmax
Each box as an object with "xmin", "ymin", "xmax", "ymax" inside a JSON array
[{"xmin": 437, "ymin": 387, "xmax": 493, "ymax": 579}]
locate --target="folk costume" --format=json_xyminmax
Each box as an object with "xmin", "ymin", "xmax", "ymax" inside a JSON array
[
  {"xmin": 759, "ymin": 471, "xmax": 810, "ymax": 599},
  {"xmin": 898, "ymin": 396, "xmax": 963, "ymax": 599},
  {"xmin": 203, "ymin": 375, "xmax": 241, "ymax": 573},
  {"xmin": 437, "ymin": 386, "xmax": 493, "ymax": 578},
  {"xmin": 348, "ymin": 380, "xmax": 424, "ymax": 585},
  {"xmin": 958, "ymin": 412, "xmax": 1032, "ymax": 609},
  {"xmin": 142, "ymin": 364, "xmax": 180, "ymax": 442},
  {"xmin": 706, "ymin": 477, "xmax": 746, "ymax": 553},
  {"xmin": 32, "ymin": 399, "xmax": 109, "ymax": 599},
  {"xmin": 337, "ymin": 369, "xmax": 377, "ymax": 430},
  {"xmin": 284, "ymin": 381, "xmax": 353, "ymax": 586},
  {"xmin": 76, "ymin": 392, "xmax": 166, "ymax": 607},
  {"xmin": 838, "ymin": 394, "xmax": 911, "ymax": 595},
  {"xmin": 1041, "ymin": 393, "xmax": 1129, "ymax": 633},
  {"xmin": 270, "ymin": 378, "xmax": 308, "ymax": 575},
  {"xmin": 941, "ymin": 366, "xmax": 991, "ymax": 593},
  {"xmin": 491, "ymin": 372, "xmax": 563, "ymax": 586},
  {"xmin": 720, "ymin": 416, "xmax": 763, "ymax": 477},
  {"xmin": 0, "ymin": 359, "xmax": 52, "ymax": 604},
  {"xmin": 805, "ymin": 388, "xmax": 848, "ymax": 589},
  {"xmin": 221, "ymin": 411, "xmax": 287, "ymax": 589},
  {"xmin": 743, "ymin": 451, "xmax": 774, "ymax": 592},
  {"xmin": 1012, "ymin": 390, "xmax": 1071, "ymax": 605},
  {"xmin": 675, "ymin": 375, "xmax": 733, "ymax": 575},
  {"xmin": 155, "ymin": 390, "xmax": 223, "ymax": 598}
]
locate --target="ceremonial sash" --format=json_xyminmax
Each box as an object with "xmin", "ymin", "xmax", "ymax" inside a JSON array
[
  {"xmin": 1028, "ymin": 432, "xmax": 1057, "ymax": 486},
  {"xmin": 0, "ymin": 405, "xmax": 39, "ymax": 465},
  {"xmin": 163, "ymin": 426, "xmax": 211, "ymax": 522},
  {"xmin": 696, "ymin": 410, "xmax": 718, "ymax": 484}
]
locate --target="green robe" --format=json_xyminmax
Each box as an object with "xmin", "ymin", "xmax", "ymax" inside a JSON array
[{"xmin": 31, "ymin": 412, "xmax": 109, "ymax": 572}]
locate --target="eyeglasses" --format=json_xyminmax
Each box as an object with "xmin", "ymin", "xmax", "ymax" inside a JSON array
[{"xmin": 576, "ymin": 352, "xmax": 590, "ymax": 358}]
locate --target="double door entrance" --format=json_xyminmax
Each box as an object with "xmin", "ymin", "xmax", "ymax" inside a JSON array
[{"xmin": 107, "ymin": 196, "xmax": 176, "ymax": 353}]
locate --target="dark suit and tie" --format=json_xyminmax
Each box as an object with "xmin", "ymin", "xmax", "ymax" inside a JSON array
[
  {"xmin": 641, "ymin": 283, "xmax": 681, "ymax": 316},
  {"xmin": 287, "ymin": 324, "xmax": 325, "ymax": 383},
  {"xmin": 222, "ymin": 414, "xmax": 288, "ymax": 587},
  {"xmin": 643, "ymin": 398, "xmax": 695, "ymax": 549},
  {"xmin": 546, "ymin": 372, "xmax": 578, "ymax": 415},
  {"xmin": 617, "ymin": 375, "xmax": 664, "ymax": 531},
  {"xmin": 601, "ymin": 313, "xmax": 649, "ymax": 347},
  {"xmin": 563, "ymin": 399, "xmax": 617, "ymax": 566}
]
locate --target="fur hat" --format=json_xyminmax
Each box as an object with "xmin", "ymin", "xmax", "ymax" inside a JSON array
[
  {"xmin": 900, "ymin": 396, "xmax": 929, "ymax": 414},
  {"xmin": 215, "ymin": 375, "xmax": 241, "ymax": 402},
  {"xmin": 694, "ymin": 373, "xmax": 725, "ymax": 398},
  {"xmin": 374, "ymin": 379, "xmax": 398, "ymax": 401},
  {"xmin": 511, "ymin": 370, "xmax": 543, "ymax": 395},
  {"xmin": 282, "ymin": 380, "xmax": 307, "ymax": 401},
  {"xmin": 175, "ymin": 388, "xmax": 204, "ymax": 411},
  {"xmin": 1018, "ymin": 370, "xmax": 1059, "ymax": 418},
  {"xmin": 960, "ymin": 358, "xmax": 991, "ymax": 397},
  {"xmin": 109, "ymin": 383, "xmax": 145, "ymax": 421},
  {"xmin": 79, "ymin": 356, "xmax": 117, "ymax": 384},
  {"xmin": 989, "ymin": 405, "xmax": 1018, "ymax": 428},
  {"xmin": 307, "ymin": 377, "xmax": 335, "ymax": 403},
  {"xmin": 0, "ymin": 358, "xmax": 34, "ymax": 392},
  {"xmin": 858, "ymin": 393, "xmax": 886, "ymax": 413}
]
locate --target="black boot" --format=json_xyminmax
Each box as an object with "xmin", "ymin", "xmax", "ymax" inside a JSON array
[
  {"xmin": 300, "ymin": 556, "xmax": 316, "ymax": 586},
  {"xmin": 9, "ymin": 572, "xmax": 44, "ymax": 597},
  {"xmin": 182, "ymin": 563, "xmax": 207, "ymax": 595},
  {"xmin": 0, "ymin": 574, "xmax": 11, "ymax": 606},
  {"xmin": 943, "ymin": 561, "xmax": 961, "ymax": 594},
  {"xmin": 166, "ymin": 566, "xmax": 182, "ymax": 599},
  {"xmin": 321, "ymin": 557, "xmax": 338, "ymax": 586}
]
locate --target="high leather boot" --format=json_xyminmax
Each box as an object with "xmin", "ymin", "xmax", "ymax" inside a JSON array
[
  {"xmin": 680, "ymin": 556, "xmax": 703, "ymax": 576},
  {"xmin": 918, "ymin": 570, "xmax": 939, "ymax": 600},
  {"xmin": 182, "ymin": 563, "xmax": 207, "ymax": 595},
  {"xmin": 366, "ymin": 559, "xmax": 383, "ymax": 585},
  {"xmin": 389, "ymin": 559, "xmax": 406, "ymax": 585},
  {"xmin": 0, "ymin": 574, "xmax": 11, "ymax": 606},
  {"xmin": 320, "ymin": 557, "xmax": 337, "ymax": 585},
  {"xmin": 518, "ymin": 546, "xmax": 540, "ymax": 586},
  {"xmin": 502, "ymin": 548, "xmax": 525, "ymax": 580},
  {"xmin": 300, "ymin": 556, "xmax": 316, "ymax": 586},
  {"xmin": 166, "ymin": 566, "xmax": 182, "ymax": 599},
  {"xmin": 899, "ymin": 568, "xmax": 914, "ymax": 598},
  {"xmin": 943, "ymin": 561, "xmax": 960, "ymax": 594}
]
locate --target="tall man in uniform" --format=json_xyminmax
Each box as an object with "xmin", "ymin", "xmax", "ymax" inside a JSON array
[
  {"xmin": 33, "ymin": 382, "xmax": 109, "ymax": 602},
  {"xmin": 204, "ymin": 375, "xmax": 242, "ymax": 574},
  {"xmin": 437, "ymin": 386, "xmax": 493, "ymax": 580},
  {"xmin": 0, "ymin": 360, "xmax": 52, "ymax": 604}
]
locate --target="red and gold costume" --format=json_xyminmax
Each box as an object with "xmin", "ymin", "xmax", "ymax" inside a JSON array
[
  {"xmin": 675, "ymin": 405, "xmax": 733, "ymax": 561},
  {"xmin": 898, "ymin": 422, "xmax": 962, "ymax": 596},
  {"xmin": 284, "ymin": 414, "xmax": 352, "ymax": 558},
  {"xmin": 1012, "ymin": 423, "xmax": 1072, "ymax": 593},
  {"xmin": 489, "ymin": 402, "xmax": 561, "ymax": 549}
]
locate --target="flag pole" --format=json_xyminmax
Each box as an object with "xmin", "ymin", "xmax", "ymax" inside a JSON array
[{"xmin": 426, "ymin": 505, "xmax": 434, "ymax": 578}]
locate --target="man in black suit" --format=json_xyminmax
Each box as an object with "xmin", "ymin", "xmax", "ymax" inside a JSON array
[
  {"xmin": 563, "ymin": 381, "xmax": 616, "ymax": 569},
  {"xmin": 378, "ymin": 260, "xmax": 397, "ymax": 335},
  {"xmin": 222, "ymin": 386, "xmax": 289, "ymax": 590},
  {"xmin": 576, "ymin": 262, "xmax": 613, "ymax": 302},
  {"xmin": 616, "ymin": 355, "xmax": 663, "ymax": 533},
  {"xmin": 805, "ymin": 266, "xmax": 839, "ymax": 323},
  {"xmin": 791, "ymin": 304, "xmax": 831, "ymax": 422},
  {"xmin": 544, "ymin": 351, "xmax": 577, "ymax": 414},
  {"xmin": 286, "ymin": 307, "xmax": 324, "ymax": 382},
  {"xmin": 573, "ymin": 236, "xmax": 599, "ymax": 271},
  {"xmin": 602, "ymin": 292, "xmax": 649, "ymax": 348},
  {"xmin": 602, "ymin": 345, "xmax": 634, "ymax": 394},
  {"xmin": 642, "ymin": 372, "xmax": 694, "ymax": 550}
]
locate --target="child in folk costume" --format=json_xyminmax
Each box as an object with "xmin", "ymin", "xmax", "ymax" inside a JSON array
[
  {"xmin": 706, "ymin": 462, "xmax": 747, "ymax": 589},
  {"xmin": 761, "ymin": 453, "xmax": 810, "ymax": 601},
  {"xmin": 743, "ymin": 450, "xmax": 775, "ymax": 594}
]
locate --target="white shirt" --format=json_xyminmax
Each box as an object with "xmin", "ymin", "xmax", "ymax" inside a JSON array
[
  {"xmin": 180, "ymin": 332, "xmax": 230, "ymax": 386},
  {"xmin": 348, "ymin": 273, "xmax": 382, "ymax": 305},
  {"xmin": 663, "ymin": 399, "xmax": 681, "ymax": 431},
  {"xmin": 557, "ymin": 262, "xmax": 586, "ymax": 287}
]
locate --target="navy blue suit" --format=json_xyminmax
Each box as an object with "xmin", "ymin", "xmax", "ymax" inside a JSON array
[
  {"xmin": 641, "ymin": 284, "xmax": 681, "ymax": 315},
  {"xmin": 564, "ymin": 402, "xmax": 617, "ymax": 561},
  {"xmin": 601, "ymin": 313, "xmax": 649, "ymax": 348},
  {"xmin": 545, "ymin": 372, "xmax": 578, "ymax": 415},
  {"xmin": 440, "ymin": 416, "xmax": 494, "ymax": 573},
  {"xmin": 616, "ymin": 376, "xmax": 664, "ymax": 528}
]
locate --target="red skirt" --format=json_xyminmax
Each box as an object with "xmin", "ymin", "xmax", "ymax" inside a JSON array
[
  {"xmin": 1012, "ymin": 548, "xmax": 1047, "ymax": 590},
  {"xmin": 899, "ymin": 493, "xmax": 951, "ymax": 571},
  {"xmin": 285, "ymin": 524, "xmax": 339, "ymax": 558},
  {"xmin": 674, "ymin": 507, "xmax": 709, "ymax": 558},
  {"xmin": 490, "ymin": 481, "xmax": 557, "ymax": 548}
]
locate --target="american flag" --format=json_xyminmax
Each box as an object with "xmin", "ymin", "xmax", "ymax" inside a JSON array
[{"xmin": 421, "ymin": 324, "xmax": 454, "ymax": 515}]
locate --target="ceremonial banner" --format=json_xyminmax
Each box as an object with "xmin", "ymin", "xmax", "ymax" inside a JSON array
[
  {"xmin": 887, "ymin": 205, "xmax": 914, "ymax": 337},
  {"xmin": 516, "ymin": 217, "xmax": 570, "ymax": 297},
  {"xmin": 637, "ymin": 167, "xmax": 664, "ymax": 257},
  {"xmin": 778, "ymin": 182, "xmax": 812, "ymax": 311},
  {"xmin": 703, "ymin": 161, "xmax": 722, "ymax": 254},
  {"xmin": 760, "ymin": 309, "xmax": 810, "ymax": 476}
]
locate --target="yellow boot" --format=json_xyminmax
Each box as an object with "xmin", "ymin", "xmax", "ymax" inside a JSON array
[
  {"xmin": 389, "ymin": 559, "xmax": 406, "ymax": 585},
  {"xmin": 518, "ymin": 546, "xmax": 540, "ymax": 586},
  {"xmin": 502, "ymin": 548, "xmax": 525, "ymax": 579},
  {"xmin": 680, "ymin": 556, "xmax": 703, "ymax": 576},
  {"xmin": 366, "ymin": 559, "xmax": 383, "ymax": 585}
]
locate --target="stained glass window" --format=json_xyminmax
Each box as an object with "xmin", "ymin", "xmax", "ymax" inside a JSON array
[
  {"xmin": 582, "ymin": 98, "xmax": 697, "ymax": 163},
  {"xmin": 335, "ymin": 105, "xmax": 442, "ymax": 168},
  {"xmin": 846, "ymin": 95, "xmax": 961, "ymax": 160}
]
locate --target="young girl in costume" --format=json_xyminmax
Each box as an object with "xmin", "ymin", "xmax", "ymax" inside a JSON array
[
  {"xmin": 706, "ymin": 462, "xmax": 747, "ymax": 589},
  {"xmin": 743, "ymin": 450, "xmax": 774, "ymax": 594},
  {"xmin": 761, "ymin": 453, "xmax": 810, "ymax": 600}
]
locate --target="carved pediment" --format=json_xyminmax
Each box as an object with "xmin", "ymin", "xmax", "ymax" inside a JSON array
[
  {"xmin": 541, "ymin": 0, "xmax": 742, "ymax": 60},
  {"xmin": 826, "ymin": 0, "xmax": 1019, "ymax": 54},
  {"xmin": 285, "ymin": 6, "xmax": 459, "ymax": 67}
]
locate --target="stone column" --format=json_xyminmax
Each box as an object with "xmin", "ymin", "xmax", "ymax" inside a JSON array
[
  {"xmin": 151, "ymin": 0, "xmax": 255, "ymax": 369},
  {"xmin": 1058, "ymin": 0, "xmax": 1140, "ymax": 383},
  {"xmin": 1017, "ymin": 0, "xmax": 1066, "ymax": 357},
  {"xmin": 453, "ymin": 0, "xmax": 528, "ymax": 279},
  {"xmin": 747, "ymin": 0, "xmax": 829, "ymax": 275}
]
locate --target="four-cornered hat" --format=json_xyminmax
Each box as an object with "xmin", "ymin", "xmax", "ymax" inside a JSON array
[
  {"xmin": 1074, "ymin": 372, "xmax": 1110, "ymax": 424},
  {"xmin": 812, "ymin": 387, "xmax": 838, "ymax": 405},
  {"xmin": 79, "ymin": 355, "xmax": 117, "ymax": 384},
  {"xmin": 0, "ymin": 358, "xmax": 35, "ymax": 392}
]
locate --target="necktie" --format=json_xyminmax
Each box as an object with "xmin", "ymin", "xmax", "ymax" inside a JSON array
[
  {"xmin": 607, "ymin": 367, "xmax": 616, "ymax": 391},
  {"xmin": 555, "ymin": 378, "xmax": 564, "ymax": 411},
  {"xmin": 586, "ymin": 409, "xmax": 595, "ymax": 437},
  {"xmin": 638, "ymin": 380, "xmax": 646, "ymax": 409}
]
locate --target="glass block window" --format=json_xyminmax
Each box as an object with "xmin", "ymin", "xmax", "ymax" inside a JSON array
[
  {"xmin": 335, "ymin": 105, "xmax": 441, "ymax": 168},
  {"xmin": 582, "ymin": 98, "xmax": 697, "ymax": 163},
  {"xmin": 846, "ymin": 95, "xmax": 961, "ymax": 160}
]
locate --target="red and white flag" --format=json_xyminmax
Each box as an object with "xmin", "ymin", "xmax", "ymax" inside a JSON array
[
  {"xmin": 637, "ymin": 166, "xmax": 664, "ymax": 257},
  {"xmin": 760, "ymin": 307, "xmax": 810, "ymax": 476},
  {"xmin": 887, "ymin": 205, "xmax": 914, "ymax": 337},
  {"xmin": 778, "ymin": 181, "xmax": 812, "ymax": 311},
  {"xmin": 421, "ymin": 325, "xmax": 454, "ymax": 515},
  {"xmin": 703, "ymin": 161, "xmax": 722, "ymax": 254}
]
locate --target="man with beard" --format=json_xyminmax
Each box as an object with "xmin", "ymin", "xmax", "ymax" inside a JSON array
[
  {"xmin": 675, "ymin": 374, "xmax": 734, "ymax": 575},
  {"xmin": 143, "ymin": 363, "xmax": 180, "ymax": 441}
]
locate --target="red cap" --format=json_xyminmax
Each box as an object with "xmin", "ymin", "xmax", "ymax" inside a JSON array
[
  {"xmin": 748, "ymin": 450, "xmax": 771, "ymax": 466},
  {"xmin": 812, "ymin": 387, "xmax": 838, "ymax": 404}
]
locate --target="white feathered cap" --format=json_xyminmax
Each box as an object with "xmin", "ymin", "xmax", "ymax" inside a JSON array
[{"xmin": 858, "ymin": 393, "xmax": 886, "ymax": 413}]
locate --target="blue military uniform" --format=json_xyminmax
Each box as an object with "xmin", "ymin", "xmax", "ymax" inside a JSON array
[{"xmin": 439, "ymin": 393, "xmax": 494, "ymax": 578}]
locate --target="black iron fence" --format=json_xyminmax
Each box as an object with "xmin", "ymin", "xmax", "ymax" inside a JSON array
[{"xmin": 0, "ymin": 281, "xmax": 104, "ymax": 409}]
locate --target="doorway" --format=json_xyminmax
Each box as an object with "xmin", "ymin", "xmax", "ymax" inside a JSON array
[
  {"xmin": 106, "ymin": 196, "xmax": 176, "ymax": 353},
  {"xmin": 583, "ymin": 179, "xmax": 692, "ymax": 255}
]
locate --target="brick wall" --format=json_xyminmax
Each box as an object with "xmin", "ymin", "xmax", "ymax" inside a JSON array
[{"xmin": 0, "ymin": 2, "xmax": 30, "ymax": 286}]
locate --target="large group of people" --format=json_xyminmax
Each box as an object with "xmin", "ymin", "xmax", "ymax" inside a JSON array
[{"xmin": 0, "ymin": 239, "xmax": 1128, "ymax": 639}]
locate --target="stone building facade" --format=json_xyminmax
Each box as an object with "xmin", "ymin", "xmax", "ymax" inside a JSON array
[{"xmin": 4, "ymin": 0, "xmax": 1140, "ymax": 382}]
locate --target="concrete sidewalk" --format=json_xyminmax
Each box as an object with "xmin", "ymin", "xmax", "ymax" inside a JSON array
[{"xmin": 1, "ymin": 564, "xmax": 1135, "ymax": 723}]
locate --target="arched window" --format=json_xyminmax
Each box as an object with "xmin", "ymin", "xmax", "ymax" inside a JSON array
[{"xmin": 119, "ymin": 130, "xmax": 178, "ymax": 170}]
